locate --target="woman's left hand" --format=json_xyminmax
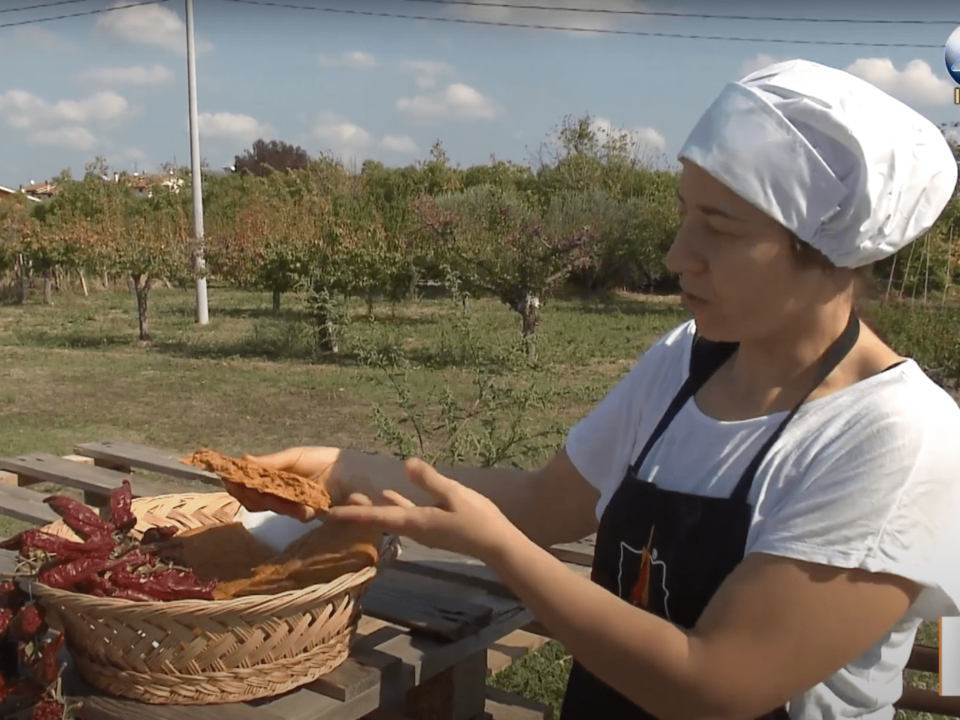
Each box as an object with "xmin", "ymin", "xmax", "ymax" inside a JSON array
[{"xmin": 327, "ymin": 457, "xmax": 523, "ymax": 562}]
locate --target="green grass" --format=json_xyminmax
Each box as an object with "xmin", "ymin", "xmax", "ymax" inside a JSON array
[{"xmin": 0, "ymin": 285, "xmax": 944, "ymax": 718}]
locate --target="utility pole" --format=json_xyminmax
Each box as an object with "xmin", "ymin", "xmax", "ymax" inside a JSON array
[{"xmin": 185, "ymin": 0, "xmax": 209, "ymax": 325}]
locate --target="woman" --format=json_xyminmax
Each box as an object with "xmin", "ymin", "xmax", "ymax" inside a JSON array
[{"xmin": 233, "ymin": 60, "xmax": 960, "ymax": 719}]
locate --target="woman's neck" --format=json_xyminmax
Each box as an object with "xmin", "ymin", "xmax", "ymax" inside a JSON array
[{"xmin": 725, "ymin": 304, "xmax": 856, "ymax": 410}]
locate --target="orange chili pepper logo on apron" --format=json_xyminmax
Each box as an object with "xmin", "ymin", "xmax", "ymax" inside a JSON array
[{"xmin": 618, "ymin": 526, "xmax": 671, "ymax": 620}]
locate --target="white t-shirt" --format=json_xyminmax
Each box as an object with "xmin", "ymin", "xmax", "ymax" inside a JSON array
[{"xmin": 565, "ymin": 319, "xmax": 960, "ymax": 720}]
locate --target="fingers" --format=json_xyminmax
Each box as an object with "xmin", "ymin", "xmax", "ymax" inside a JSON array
[
  {"xmin": 244, "ymin": 447, "xmax": 306, "ymax": 471},
  {"xmin": 347, "ymin": 493, "xmax": 374, "ymax": 506},
  {"xmin": 328, "ymin": 504, "xmax": 422, "ymax": 533},
  {"xmin": 382, "ymin": 489, "xmax": 416, "ymax": 509},
  {"xmin": 404, "ymin": 458, "xmax": 457, "ymax": 501}
]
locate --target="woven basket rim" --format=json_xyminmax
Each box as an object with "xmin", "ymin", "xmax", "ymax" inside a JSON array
[{"xmin": 27, "ymin": 491, "xmax": 400, "ymax": 610}]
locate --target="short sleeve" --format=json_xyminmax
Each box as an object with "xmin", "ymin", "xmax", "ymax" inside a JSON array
[
  {"xmin": 748, "ymin": 390, "xmax": 960, "ymax": 618},
  {"xmin": 565, "ymin": 321, "xmax": 695, "ymax": 519}
]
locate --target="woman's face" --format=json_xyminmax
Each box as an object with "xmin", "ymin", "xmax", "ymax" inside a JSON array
[{"xmin": 666, "ymin": 161, "xmax": 834, "ymax": 343}]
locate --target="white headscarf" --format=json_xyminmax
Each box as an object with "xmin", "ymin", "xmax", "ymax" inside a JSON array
[{"xmin": 677, "ymin": 59, "xmax": 958, "ymax": 268}]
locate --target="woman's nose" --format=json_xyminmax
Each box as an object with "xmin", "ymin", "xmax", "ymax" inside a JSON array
[{"xmin": 665, "ymin": 222, "xmax": 704, "ymax": 276}]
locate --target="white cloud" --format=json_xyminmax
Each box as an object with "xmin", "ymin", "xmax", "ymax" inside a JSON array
[
  {"xmin": 198, "ymin": 112, "xmax": 273, "ymax": 144},
  {"xmin": 381, "ymin": 135, "xmax": 418, "ymax": 154},
  {"xmin": 845, "ymin": 57, "xmax": 953, "ymax": 106},
  {"xmin": 314, "ymin": 112, "xmax": 373, "ymax": 150},
  {"xmin": 95, "ymin": 1, "xmax": 212, "ymax": 55},
  {"xmin": 0, "ymin": 89, "xmax": 131, "ymax": 151},
  {"xmin": 589, "ymin": 116, "xmax": 666, "ymax": 153},
  {"xmin": 319, "ymin": 51, "xmax": 377, "ymax": 69},
  {"xmin": 435, "ymin": 0, "xmax": 650, "ymax": 34},
  {"xmin": 0, "ymin": 89, "xmax": 130, "ymax": 128},
  {"xmin": 399, "ymin": 60, "xmax": 455, "ymax": 90},
  {"xmin": 29, "ymin": 127, "xmax": 98, "ymax": 151},
  {"xmin": 397, "ymin": 83, "xmax": 499, "ymax": 124},
  {"xmin": 80, "ymin": 64, "xmax": 173, "ymax": 86},
  {"xmin": 738, "ymin": 54, "xmax": 787, "ymax": 78}
]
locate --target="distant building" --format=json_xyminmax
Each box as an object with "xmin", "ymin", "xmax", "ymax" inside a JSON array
[
  {"xmin": 1, "ymin": 184, "xmax": 41, "ymax": 203},
  {"xmin": 20, "ymin": 180, "xmax": 58, "ymax": 200}
]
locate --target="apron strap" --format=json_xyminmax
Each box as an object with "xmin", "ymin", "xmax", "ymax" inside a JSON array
[
  {"xmin": 729, "ymin": 313, "xmax": 860, "ymax": 504},
  {"xmin": 626, "ymin": 333, "xmax": 737, "ymax": 477}
]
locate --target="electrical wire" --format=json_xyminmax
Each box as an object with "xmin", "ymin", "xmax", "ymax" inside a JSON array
[
  {"xmin": 0, "ymin": 0, "xmax": 96, "ymax": 15},
  {"xmin": 0, "ymin": 0, "xmax": 168, "ymax": 29},
  {"xmin": 220, "ymin": 0, "xmax": 946, "ymax": 48},
  {"xmin": 404, "ymin": 0, "xmax": 960, "ymax": 26}
]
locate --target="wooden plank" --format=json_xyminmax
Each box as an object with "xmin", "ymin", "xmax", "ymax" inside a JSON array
[
  {"xmin": 486, "ymin": 630, "xmax": 549, "ymax": 676},
  {"xmin": 0, "ymin": 483, "xmax": 60, "ymax": 526},
  {"xmin": 306, "ymin": 657, "xmax": 381, "ymax": 702},
  {"xmin": 547, "ymin": 535, "xmax": 595, "ymax": 567},
  {"xmin": 0, "ymin": 453, "xmax": 172, "ymax": 502},
  {"xmin": 355, "ymin": 602, "xmax": 533, "ymax": 683},
  {"xmin": 485, "ymin": 687, "xmax": 552, "ymax": 720},
  {"xmin": 896, "ymin": 684, "xmax": 960, "ymax": 716},
  {"xmin": 0, "ymin": 548, "xmax": 17, "ymax": 575},
  {"xmin": 397, "ymin": 541, "xmax": 590, "ymax": 599},
  {"xmin": 906, "ymin": 643, "xmax": 938, "ymax": 674},
  {"xmin": 74, "ymin": 440, "xmax": 221, "ymax": 485},
  {"xmin": 261, "ymin": 646, "xmax": 410, "ymax": 720},
  {"xmin": 0, "ymin": 470, "xmax": 17, "ymax": 487},
  {"xmin": 364, "ymin": 568, "xmax": 494, "ymax": 641},
  {"xmin": 405, "ymin": 650, "xmax": 488, "ymax": 720}
]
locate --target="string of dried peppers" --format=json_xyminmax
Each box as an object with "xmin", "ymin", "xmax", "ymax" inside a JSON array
[{"xmin": 0, "ymin": 480, "xmax": 215, "ymax": 718}]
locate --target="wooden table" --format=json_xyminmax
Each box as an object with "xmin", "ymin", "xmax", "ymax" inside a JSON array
[{"xmin": 0, "ymin": 440, "xmax": 566, "ymax": 720}]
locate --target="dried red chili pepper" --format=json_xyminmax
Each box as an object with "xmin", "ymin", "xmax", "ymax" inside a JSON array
[
  {"xmin": 116, "ymin": 549, "xmax": 160, "ymax": 571},
  {"xmin": 141, "ymin": 568, "xmax": 216, "ymax": 600},
  {"xmin": 109, "ymin": 480, "xmax": 137, "ymax": 534},
  {"xmin": 43, "ymin": 495, "xmax": 114, "ymax": 540},
  {"xmin": 30, "ymin": 632, "xmax": 65, "ymax": 686},
  {"xmin": 140, "ymin": 525, "xmax": 178, "ymax": 544},
  {"xmin": 76, "ymin": 574, "xmax": 113, "ymax": 598},
  {"xmin": 29, "ymin": 699, "xmax": 65, "ymax": 720},
  {"xmin": 0, "ymin": 534, "xmax": 23, "ymax": 551},
  {"xmin": 9, "ymin": 604, "xmax": 47, "ymax": 642},
  {"xmin": 38, "ymin": 556, "xmax": 117, "ymax": 590},
  {"xmin": 0, "ymin": 580, "xmax": 25, "ymax": 613},
  {"xmin": 19, "ymin": 530, "xmax": 115, "ymax": 562},
  {"xmin": 110, "ymin": 587, "xmax": 158, "ymax": 602},
  {"xmin": 0, "ymin": 608, "xmax": 13, "ymax": 638}
]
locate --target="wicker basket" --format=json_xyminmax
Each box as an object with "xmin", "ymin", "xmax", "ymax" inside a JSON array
[{"xmin": 28, "ymin": 492, "xmax": 399, "ymax": 705}]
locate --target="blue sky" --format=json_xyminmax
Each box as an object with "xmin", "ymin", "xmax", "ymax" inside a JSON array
[{"xmin": 1, "ymin": 0, "xmax": 959, "ymax": 186}]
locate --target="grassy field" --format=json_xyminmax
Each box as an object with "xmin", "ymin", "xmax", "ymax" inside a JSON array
[{"xmin": 0, "ymin": 285, "xmax": 942, "ymax": 718}]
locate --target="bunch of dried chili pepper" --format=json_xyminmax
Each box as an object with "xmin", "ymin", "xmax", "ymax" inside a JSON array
[{"xmin": 0, "ymin": 576, "xmax": 76, "ymax": 719}]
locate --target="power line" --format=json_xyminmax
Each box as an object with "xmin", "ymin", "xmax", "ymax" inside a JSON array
[
  {"xmin": 0, "ymin": 0, "xmax": 168, "ymax": 29},
  {"xmin": 405, "ymin": 0, "xmax": 960, "ymax": 26},
  {"xmin": 1, "ymin": 0, "xmax": 95, "ymax": 15},
  {"xmin": 221, "ymin": 0, "xmax": 944, "ymax": 48}
]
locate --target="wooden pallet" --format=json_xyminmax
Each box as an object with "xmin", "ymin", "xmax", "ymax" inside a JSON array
[{"xmin": 0, "ymin": 443, "xmax": 537, "ymax": 720}]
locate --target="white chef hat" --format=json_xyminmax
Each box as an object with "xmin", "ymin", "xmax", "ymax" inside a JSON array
[{"xmin": 677, "ymin": 59, "xmax": 958, "ymax": 268}]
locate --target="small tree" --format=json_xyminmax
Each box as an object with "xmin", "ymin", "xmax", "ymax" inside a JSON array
[
  {"xmin": 414, "ymin": 185, "xmax": 599, "ymax": 360},
  {"xmin": 234, "ymin": 139, "xmax": 311, "ymax": 177},
  {"xmin": 0, "ymin": 195, "xmax": 39, "ymax": 303},
  {"xmin": 107, "ymin": 184, "xmax": 192, "ymax": 341}
]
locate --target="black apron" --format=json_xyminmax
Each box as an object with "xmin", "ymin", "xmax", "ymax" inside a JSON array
[{"xmin": 559, "ymin": 314, "xmax": 861, "ymax": 720}]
